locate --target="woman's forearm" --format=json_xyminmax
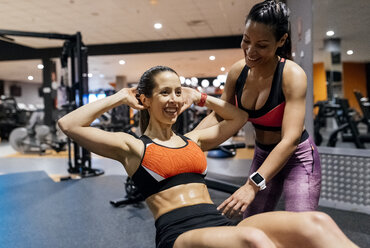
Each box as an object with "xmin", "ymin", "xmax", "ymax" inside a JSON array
[
  {"xmin": 254, "ymin": 139, "xmax": 298, "ymax": 182},
  {"xmin": 201, "ymin": 95, "xmax": 247, "ymax": 126},
  {"xmin": 194, "ymin": 111, "xmax": 221, "ymax": 130},
  {"xmin": 58, "ymin": 92, "xmax": 123, "ymax": 132}
]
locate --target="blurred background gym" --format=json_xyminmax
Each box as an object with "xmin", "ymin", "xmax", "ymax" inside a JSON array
[{"xmin": 0, "ymin": 0, "xmax": 369, "ymax": 247}]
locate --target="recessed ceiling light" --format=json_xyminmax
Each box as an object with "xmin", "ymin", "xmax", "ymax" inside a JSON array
[
  {"xmin": 213, "ymin": 79, "xmax": 221, "ymax": 87},
  {"xmin": 88, "ymin": 73, "xmax": 93, "ymax": 78},
  {"xmin": 220, "ymin": 67, "xmax": 225, "ymax": 72},
  {"xmin": 346, "ymin": 50, "xmax": 354, "ymax": 55},
  {"xmin": 326, "ymin": 30, "xmax": 335, "ymax": 37},
  {"xmin": 119, "ymin": 60, "xmax": 126, "ymax": 65},
  {"xmin": 154, "ymin": 23, "xmax": 162, "ymax": 29},
  {"xmin": 37, "ymin": 64, "xmax": 44, "ymax": 69},
  {"xmin": 209, "ymin": 55, "xmax": 215, "ymax": 61},
  {"xmin": 179, "ymin": 76, "xmax": 185, "ymax": 84},
  {"xmin": 201, "ymin": 79, "xmax": 209, "ymax": 88},
  {"xmin": 28, "ymin": 76, "xmax": 34, "ymax": 80}
]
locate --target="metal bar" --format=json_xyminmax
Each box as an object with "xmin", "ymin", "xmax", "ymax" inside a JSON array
[{"xmin": 0, "ymin": 29, "xmax": 75, "ymax": 40}]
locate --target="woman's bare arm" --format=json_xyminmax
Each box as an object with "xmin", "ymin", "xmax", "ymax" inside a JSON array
[{"xmin": 58, "ymin": 88, "xmax": 145, "ymax": 166}]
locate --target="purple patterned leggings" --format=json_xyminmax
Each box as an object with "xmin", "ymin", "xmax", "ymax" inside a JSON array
[{"xmin": 243, "ymin": 136, "xmax": 321, "ymax": 218}]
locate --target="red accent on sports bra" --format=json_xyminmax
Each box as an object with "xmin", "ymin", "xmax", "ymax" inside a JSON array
[
  {"xmin": 248, "ymin": 102, "xmax": 285, "ymax": 127},
  {"xmin": 141, "ymin": 140, "xmax": 207, "ymax": 179}
]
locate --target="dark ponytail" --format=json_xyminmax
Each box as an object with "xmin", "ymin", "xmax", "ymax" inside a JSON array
[
  {"xmin": 246, "ymin": 0, "xmax": 292, "ymax": 60},
  {"xmin": 136, "ymin": 65, "xmax": 178, "ymax": 134}
]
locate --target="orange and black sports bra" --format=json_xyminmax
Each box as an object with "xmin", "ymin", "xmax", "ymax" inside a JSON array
[
  {"xmin": 235, "ymin": 58, "xmax": 286, "ymax": 131},
  {"xmin": 131, "ymin": 134, "xmax": 208, "ymax": 199}
]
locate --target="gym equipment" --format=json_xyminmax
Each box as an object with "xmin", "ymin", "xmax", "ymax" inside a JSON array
[
  {"xmin": 0, "ymin": 29, "xmax": 103, "ymax": 178},
  {"xmin": 110, "ymin": 143, "xmax": 246, "ymax": 207},
  {"xmin": 326, "ymin": 98, "xmax": 370, "ymax": 148},
  {"xmin": 353, "ymin": 90, "xmax": 370, "ymax": 132},
  {"xmin": 9, "ymin": 109, "xmax": 67, "ymax": 154},
  {"xmin": 0, "ymin": 96, "xmax": 32, "ymax": 140},
  {"xmin": 313, "ymin": 100, "xmax": 339, "ymax": 146}
]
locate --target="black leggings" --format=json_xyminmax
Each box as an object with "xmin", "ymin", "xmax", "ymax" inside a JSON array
[{"xmin": 155, "ymin": 204, "xmax": 236, "ymax": 248}]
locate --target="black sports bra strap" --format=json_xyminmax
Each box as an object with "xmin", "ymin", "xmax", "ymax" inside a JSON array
[
  {"xmin": 177, "ymin": 133, "xmax": 190, "ymax": 141},
  {"xmin": 273, "ymin": 58, "xmax": 286, "ymax": 102},
  {"xmin": 235, "ymin": 65, "xmax": 249, "ymax": 95},
  {"xmin": 139, "ymin": 135, "xmax": 153, "ymax": 145}
]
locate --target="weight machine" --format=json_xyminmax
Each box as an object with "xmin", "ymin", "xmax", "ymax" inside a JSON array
[{"xmin": 0, "ymin": 29, "xmax": 103, "ymax": 177}]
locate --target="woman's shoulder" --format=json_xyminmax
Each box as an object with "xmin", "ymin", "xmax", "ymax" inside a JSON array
[
  {"xmin": 281, "ymin": 59, "xmax": 307, "ymax": 92},
  {"xmin": 227, "ymin": 58, "xmax": 246, "ymax": 83},
  {"xmin": 283, "ymin": 59, "xmax": 306, "ymax": 77}
]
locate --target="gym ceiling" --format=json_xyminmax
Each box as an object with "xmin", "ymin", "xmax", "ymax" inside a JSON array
[{"xmin": 0, "ymin": 0, "xmax": 369, "ymax": 90}]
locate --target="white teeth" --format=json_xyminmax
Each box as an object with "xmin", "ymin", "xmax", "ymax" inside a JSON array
[
  {"xmin": 248, "ymin": 56, "xmax": 258, "ymax": 61},
  {"xmin": 164, "ymin": 108, "xmax": 177, "ymax": 113}
]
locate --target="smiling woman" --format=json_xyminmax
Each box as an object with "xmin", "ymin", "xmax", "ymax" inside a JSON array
[{"xmin": 57, "ymin": 64, "xmax": 358, "ymax": 248}]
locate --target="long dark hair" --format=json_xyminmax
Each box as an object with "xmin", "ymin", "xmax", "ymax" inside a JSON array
[
  {"xmin": 136, "ymin": 65, "xmax": 178, "ymax": 133},
  {"xmin": 246, "ymin": 0, "xmax": 292, "ymax": 60}
]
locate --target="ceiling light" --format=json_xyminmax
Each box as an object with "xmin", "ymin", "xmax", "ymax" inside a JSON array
[
  {"xmin": 213, "ymin": 79, "xmax": 221, "ymax": 87},
  {"xmin": 201, "ymin": 79, "xmax": 209, "ymax": 88},
  {"xmin": 220, "ymin": 67, "xmax": 225, "ymax": 72},
  {"xmin": 191, "ymin": 77, "xmax": 198, "ymax": 87},
  {"xmin": 326, "ymin": 30, "xmax": 334, "ymax": 37},
  {"xmin": 347, "ymin": 50, "xmax": 354, "ymax": 55},
  {"xmin": 88, "ymin": 73, "xmax": 93, "ymax": 78},
  {"xmin": 37, "ymin": 64, "xmax": 44, "ymax": 69},
  {"xmin": 209, "ymin": 56, "xmax": 215, "ymax": 61},
  {"xmin": 217, "ymin": 74, "xmax": 227, "ymax": 83},
  {"xmin": 154, "ymin": 23, "xmax": 162, "ymax": 29},
  {"xmin": 28, "ymin": 76, "xmax": 34, "ymax": 81},
  {"xmin": 119, "ymin": 60, "xmax": 126, "ymax": 65},
  {"xmin": 185, "ymin": 79, "xmax": 192, "ymax": 86},
  {"xmin": 180, "ymin": 76, "xmax": 185, "ymax": 84}
]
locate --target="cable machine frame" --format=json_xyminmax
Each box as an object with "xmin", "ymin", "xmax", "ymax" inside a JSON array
[{"xmin": 0, "ymin": 29, "xmax": 104, "ymax": 178}]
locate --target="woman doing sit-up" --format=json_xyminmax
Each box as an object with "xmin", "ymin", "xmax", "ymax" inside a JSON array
[{"xmin": 58, "ymin": 65, "xmax": 358, "ymax": 248}]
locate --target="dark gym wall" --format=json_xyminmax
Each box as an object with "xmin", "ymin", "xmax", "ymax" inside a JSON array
[
  {"xmin": 286, "ymin": 0, "xmax": 314, "ymax": 135},
  {"xmin": 0, "ymin": 80, "xmax": 4, "ymax": 95}
]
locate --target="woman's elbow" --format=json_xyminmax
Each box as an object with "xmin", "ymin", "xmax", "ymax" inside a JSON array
[{"xmin": 57, "ymin": 117, "xmax": 71, "ymax": 135}]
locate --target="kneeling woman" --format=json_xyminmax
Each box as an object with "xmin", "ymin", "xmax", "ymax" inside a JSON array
[{"xmin": 58, "ymin": 65, "xmax": 358, "ymax": 248}]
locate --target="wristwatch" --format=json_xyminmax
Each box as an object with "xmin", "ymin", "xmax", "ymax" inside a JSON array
[{"xmin": 249, "ymin": 172, "xmax": 266, "ymax": 191}]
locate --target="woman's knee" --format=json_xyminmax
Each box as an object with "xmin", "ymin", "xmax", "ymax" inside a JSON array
[
  {"xmin": 238, "ymin": 227, "xmax": 276, "ymax": 248},
  {"xmin": 297, "ymin": 211, "xmax": 335, "ymax": 238}
]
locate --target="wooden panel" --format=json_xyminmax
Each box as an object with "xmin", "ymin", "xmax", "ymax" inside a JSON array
[
  {"xmin": 342, "ymin": 62, "xmax": 367, "ymax": 113},
  {"xmin": 313, "ymin": 62, "xmax": 327, "ymax": 115}
]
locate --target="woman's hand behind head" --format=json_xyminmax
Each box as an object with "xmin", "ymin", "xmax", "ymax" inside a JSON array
[
  {"xmin": 179, "ymin": 87, "xmax": 201, "ymax": 114},
  {"xmin": 118, "ymin": 88, "xmax": 146, "ymax": 110}
]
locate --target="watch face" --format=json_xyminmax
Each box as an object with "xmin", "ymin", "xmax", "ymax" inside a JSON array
[{"xmin": 251, "ymin": 173, "xmax": 264, "ymax": 184}]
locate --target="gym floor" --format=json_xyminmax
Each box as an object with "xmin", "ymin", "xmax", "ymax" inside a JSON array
[{"xmin": 0, "ymin": 140, "xmax": 369, "ymax": 248}]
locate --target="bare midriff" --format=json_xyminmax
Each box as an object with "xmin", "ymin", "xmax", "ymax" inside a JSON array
[
  {"xmin": 255, "ymin": 129, "xmax": 282, "ymax": 144},
  {"xmin": 146, "ymin": 183, "xmax": 213, "ymax": 220}
]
